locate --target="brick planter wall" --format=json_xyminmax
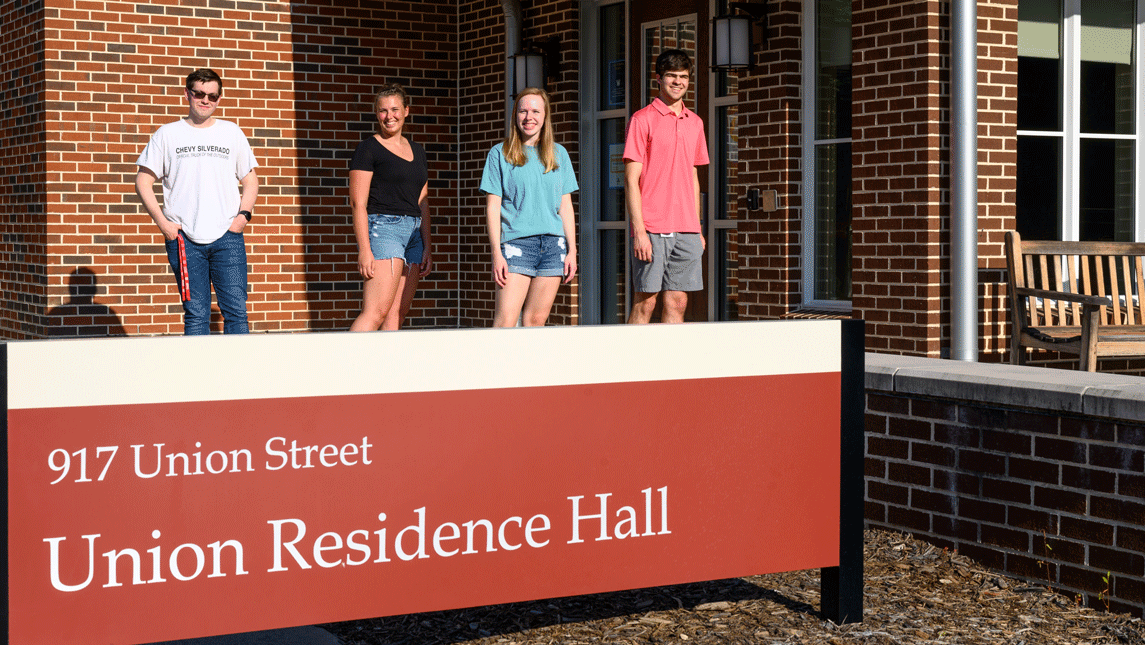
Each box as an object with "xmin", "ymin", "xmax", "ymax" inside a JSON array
[{"xmin": 865, "ymin": 353, "xmax": 1145, "ymax": 617}]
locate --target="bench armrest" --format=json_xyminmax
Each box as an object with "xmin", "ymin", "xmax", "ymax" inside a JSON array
[{"xmin": 1013, "ymin": 287, "xmax": 1113, "ymax": 308}]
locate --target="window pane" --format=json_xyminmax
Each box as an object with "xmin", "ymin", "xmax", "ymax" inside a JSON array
[
  {"xmin": 814, "ymin": 142, "xmax": 852, "ymax": 301},
  {"xmin": 1018, "ymin": 0, "xmax": 1061, "ymax": 59},
  {"xmin": 817, "ymin": 0, "xmax": 852, "ymax": 140},
  {"xmin": 1018, "ymin": 56, "xmax": 1061, "ymax": 131},
  {"xmin": 1080, "ymin": 138, "xmax": 1135, "ymax": 241},
  {"xmin": 715, "ymin": 105, "xmax": 739, "ymax": 220},
  {"xmin": 599, "ymin": 3, "xmax": 625, "ymax": 110},
  {"xmin": 716, "ymin": 228, "xmax": 739, "ymax": 320},
  {"xmin": 644, "ymin": 19, "xmax": 698, "ymax": 107},
  {"xmin": 1016, "ymin": 136, "xmax": 1062, "ymax": 240},
  {"xmin": 716, "ymin": 69, "xmax": 739, "ymax": 98},
  {"xmin": 599, "ymin": 118, "xmax": 626, "ymax": 222},
  {"xmin": 599, "ymin": 229, "xmax": 628, "ymax": 323},
  {"xmin": 1081, "ymin": 0, "xmax": 1135, "ymax": 134}
]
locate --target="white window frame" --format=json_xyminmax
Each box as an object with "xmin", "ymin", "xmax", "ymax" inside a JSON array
[
  {"xmin": 707, "ymin": 0, "xmax": 740, "ymax": 320},
  {"xmin": 800, "ymin": 0, "xmax": 853, "ymax": 310},
  {"xmin": 1017, "ymin": 0, "xmax": 1145, "ymax": 241},
  {"xmin": 579, "ymin": 0, "xmax": 630, "ymax": 324}
]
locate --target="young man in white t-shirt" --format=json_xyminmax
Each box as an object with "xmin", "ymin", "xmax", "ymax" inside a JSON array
[{"xmin": 135, "ymin": 68, "xmax": 260, "ymax": 335}]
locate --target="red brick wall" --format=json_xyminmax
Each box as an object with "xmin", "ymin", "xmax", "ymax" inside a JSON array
[
  {"xmin": 866, "ymin": 388, "xmax": 1145, "ymax": 617},
  {"xmin": 978, "ymin": 0, "xmax": 1018, "ymax": 358},
  {"xmin": 5, "ymin": 0, "xmax": 458, "ymax": 339},
  {"xmin": 284, "ymin": 2, "xmax": 459, "ymax": 331},
  {"xmin": 0, "ymin": 1, "xmax": 48, "ymax": 338},
  {"xmin": 735, "ymin": 0, "xmax": 804, "ymax": 320},
  {"xmin": 456, "ymin": 0, "xmax": 504, "ymax": 327},
  {"xmin": 851, "ymin": 0, "xmax": 1018, "ymax": 358},
  {"xmin": 851, "ymin": 0, "xmax": 947, "ymax": 356}
]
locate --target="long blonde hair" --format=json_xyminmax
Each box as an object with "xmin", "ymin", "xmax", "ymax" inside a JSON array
[{"xmin": 502, "ymin": 88, "xmax": 558, "ymax": 172}]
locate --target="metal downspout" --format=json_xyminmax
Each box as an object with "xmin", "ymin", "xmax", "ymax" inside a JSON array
[
  {"xmin": 501, "ymin": 0, "xmax": 522, "ymax": 133},
  {"xmin": 950, "ymin": 1, "xmax": 978, "ymax": 361}
]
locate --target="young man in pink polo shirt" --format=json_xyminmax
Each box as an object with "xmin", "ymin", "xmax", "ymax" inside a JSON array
[{"xmin": 623, "ymin": 49, "xmax": 710, "ymax": 324}]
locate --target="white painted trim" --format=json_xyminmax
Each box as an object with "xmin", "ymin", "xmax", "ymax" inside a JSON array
[
  {"xmin": 1137, "ymin": 0, "xmax": 1145, "ymax": 241},
  {"xmin": 1063, "ymin": 0, "xmax": 1081, "ymax": 241},
  {"xmin": 6, "ymin": 322, "xmax": 843, "ymax": 409}
]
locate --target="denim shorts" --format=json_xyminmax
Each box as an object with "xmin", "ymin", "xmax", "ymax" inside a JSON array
[
  {"xmin": 368, "ymin": 214, "xmax": 424, "ymax": 264},
  {"xmin": 502, "ymin": 234, "xmax": 566, "ymax": 278}
]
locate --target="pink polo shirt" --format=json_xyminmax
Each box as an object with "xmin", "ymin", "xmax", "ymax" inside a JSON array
[{"xmin": 623, "ymin": 97, "xmax": 709, "ymax": 234}]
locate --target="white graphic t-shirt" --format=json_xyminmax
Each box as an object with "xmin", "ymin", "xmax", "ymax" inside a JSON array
[{"xmin": 136, "ymin": 119, "xmax": 259, "ymax": 244}]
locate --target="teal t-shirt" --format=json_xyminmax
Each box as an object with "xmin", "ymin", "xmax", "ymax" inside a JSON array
[{"xmin": 480, "ymin": 142, "xmax": 579, "ymax": 243}]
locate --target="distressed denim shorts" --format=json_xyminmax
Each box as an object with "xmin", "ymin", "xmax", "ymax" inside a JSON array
[
  {"xmin": 502, "ymin": 234, "xmax": 566, "ymax": 277},
  {"xmin": 368, "ymin": 214, "xmax": 424, "ymax": 264}
]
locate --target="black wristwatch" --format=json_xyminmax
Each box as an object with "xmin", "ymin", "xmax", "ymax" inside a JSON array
[{"xmin": 239, "ymin": 210, "xmax": 252, "ymax": 221}]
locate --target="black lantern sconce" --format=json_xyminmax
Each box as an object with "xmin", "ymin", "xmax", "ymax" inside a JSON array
[
  {"xmin": 511, "ymin": 38, "xmax": 561, "ymax": 95},
  {"xmin": 510, "ymin": 49, "xmax": 544, "ymax": 95},
  {"xmin": 712, "ymin": 2, "xmax": 767, "ymax": 71}
]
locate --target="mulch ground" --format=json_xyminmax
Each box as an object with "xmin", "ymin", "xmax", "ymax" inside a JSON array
[{"xmin": 324, "ymin": 530, "xmax": 1144, "ymax": 644}]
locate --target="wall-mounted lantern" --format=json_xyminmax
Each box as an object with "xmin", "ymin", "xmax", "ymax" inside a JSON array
[
  {"xmin": 712, "ymin": 2, "xmax": 767, "ymax": 71},
  {"xmin": 510, "ymin": 48, "xmax": 545, "ymax": 95},
  {"xmin": 511, "ymin": 38, "xmax": 561, "ymax": 95}
]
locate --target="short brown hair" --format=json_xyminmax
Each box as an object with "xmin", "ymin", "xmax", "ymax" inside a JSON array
[
  {"xmin": 185, "ymin": 69, "xmax": 223, "ymax": 93},
  {"xmin": 655, "ymin": 49, "xmax": 692, "ymax": 77}
]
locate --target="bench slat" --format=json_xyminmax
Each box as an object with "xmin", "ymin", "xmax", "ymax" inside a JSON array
[
  {"xmin": 1126, "ymin": 255, "xmax": 1135, "ymax": 325},
  {"xmin": 1067, "ymin": 255, "xmax": 1081, "ymax": 323},
  {"xmin": 1131, "ymin": 256, "xmax": 1140, "ymax": 325},
  {"xmin": 1108, "ymin": 255, "xmax": 1123, "ymax": 324}
]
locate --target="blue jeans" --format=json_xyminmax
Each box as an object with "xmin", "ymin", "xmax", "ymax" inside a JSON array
[{"xmin": 165, "ymin": 230, "xmax": 249, "ymax": 335}]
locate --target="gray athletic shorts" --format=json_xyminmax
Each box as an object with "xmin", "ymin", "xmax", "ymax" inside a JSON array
[{"xmin": 632, "ymin": 232, "xmax": 704, "ymax": 293}]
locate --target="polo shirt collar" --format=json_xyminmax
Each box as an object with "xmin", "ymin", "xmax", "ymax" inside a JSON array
[{"xmin": 652, "ymin": 97, "xmax": 693, "ymax": 118}]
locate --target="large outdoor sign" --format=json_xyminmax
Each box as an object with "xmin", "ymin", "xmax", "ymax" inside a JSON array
[{"xmin": 2, "ymin": 321, "xmax": 863, "ymax": 644}]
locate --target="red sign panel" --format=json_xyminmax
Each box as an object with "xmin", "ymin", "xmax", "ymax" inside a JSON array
[{"xmin": 5, "ymin": 324, "xmax": 844, "ymax": 644}]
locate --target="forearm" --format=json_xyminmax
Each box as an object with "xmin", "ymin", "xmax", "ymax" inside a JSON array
[
  {"xmin": 693, "ymin": 171, "xmax": 702, "ymax": 226},
  {"xmin": 238, "ymin": 171, "xmax": 259, "ymax": 214},
  {"xmin": 559, "ymin": 197, "xmax": 577, "ymax": 254},
  {"xmin": 419, "ymin": 195, "xmax": 432, "ymax": 252},
  {"xmin": 624, "ymin": 163, "xmax": 646, "ymax": 234},
  {"xmin": 351, "ymin": 205, "xmax": 371, "ymax": 252},
  {"xmin": 135, "ymin": 173, "xmax": 175, "ymax": 235},
  {"xmin": 485, "ymin": 197, "xmax": 503, "ymax": 257}
]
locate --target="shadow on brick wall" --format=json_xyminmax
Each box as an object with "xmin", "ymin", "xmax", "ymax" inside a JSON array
[{"xmin": 45, "ymin": 268, "xmax": 127, "ymax": 338}]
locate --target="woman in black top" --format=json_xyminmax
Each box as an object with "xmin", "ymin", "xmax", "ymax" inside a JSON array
[{"xmin": 348, "ymin": 84, "xmax": 432, "ymax": 331}]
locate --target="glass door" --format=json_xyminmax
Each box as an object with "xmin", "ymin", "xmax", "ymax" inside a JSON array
[{"xmin": 582, "ymin": 0, "xmax": 630, "ymax": 324}]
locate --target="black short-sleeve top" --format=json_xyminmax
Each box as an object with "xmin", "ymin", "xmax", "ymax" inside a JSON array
[{"xmin": 349, "ymin": 135, "xmax": 428, "ymax": 217}]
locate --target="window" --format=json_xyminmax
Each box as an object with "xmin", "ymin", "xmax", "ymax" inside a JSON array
[
  {"xmin": 1017, "ymin": 0, "xmax": 1143, "ymax": 242},
  {"xmin": 581, "ymin": 0, "xmax": 630, "ymax": 324},
  {"xmin": 802, "ymin": 0, "xmax": 853, "ymax": 306},
  {"xmin": 709, "ymin": 0, "xmax": 741, "ymax": 320}
]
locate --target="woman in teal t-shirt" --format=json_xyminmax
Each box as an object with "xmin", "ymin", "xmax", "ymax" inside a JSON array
[{"xmin": 481, "ymin": 88, "xmax": 578, "ymax": 327}]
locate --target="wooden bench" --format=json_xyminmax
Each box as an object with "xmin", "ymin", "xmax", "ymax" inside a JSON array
[{"xmin": 1005, "ymin": 231, "xmax": 1145, "ymax": 371}]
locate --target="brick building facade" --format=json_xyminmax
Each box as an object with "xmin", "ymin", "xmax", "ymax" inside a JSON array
[{"xmin": 1, "ymin": 1, "xmax": 1138, "ymax": 369}]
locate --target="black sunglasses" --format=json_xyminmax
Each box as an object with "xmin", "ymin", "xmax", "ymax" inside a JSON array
[{"xmin": 188, "ymin": 90, "xmax": 221, "ymax": 102}]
